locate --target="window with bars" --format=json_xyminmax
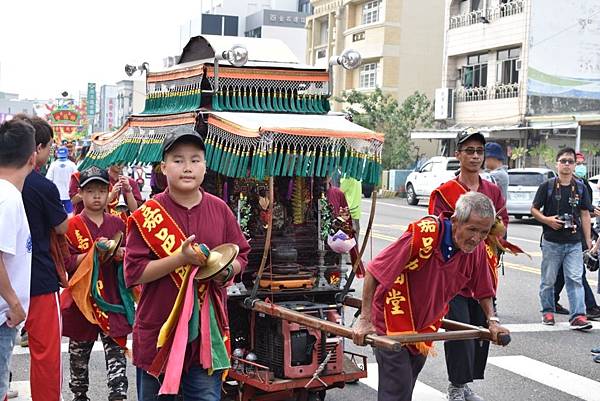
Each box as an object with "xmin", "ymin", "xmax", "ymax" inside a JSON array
[
  {"xmin": 362, "ymin": 0, "xmax": 381, "ymax": 25},
  {"xmin": 359, "ymin": 62, "xmax": 378, "ymax": 88},
  {"xmin": 462, "ymin": 53, "xmax": 488, "ymax": 88},
  {"xmin": 496, "ymin": 47, "xmax": 521, "ymax": 84}
]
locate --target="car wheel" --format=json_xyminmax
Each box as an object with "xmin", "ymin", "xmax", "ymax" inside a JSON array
[{"xmin": 406, "ymin": 184, "xmax": 418, "ymax": 205}]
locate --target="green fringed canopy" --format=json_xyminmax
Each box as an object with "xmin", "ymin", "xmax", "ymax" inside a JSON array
[{"xmin": 81, "ymin": 111, "xmax": 384, "ymax": 185}]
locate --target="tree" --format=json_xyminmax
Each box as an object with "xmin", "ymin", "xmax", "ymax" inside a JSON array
[
  {"xmin": 336, "ymin": 89, "xmax": 433, "ymax": 169},
  {"xmin": 529, "ymin": 143, "xmax": 557, "ymax": 168}
]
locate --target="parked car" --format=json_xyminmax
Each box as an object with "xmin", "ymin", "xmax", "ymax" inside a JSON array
[
  {"xmin": 507, "ymin": 168, "xmax": 556, "ymax": 219},
  {"xmin": 586, "ymin": 174, "xmax": 600, "ymax": 206},
  {"xmin": 405, "ymin": 156, "xmax": 460, "ymax": 205}
]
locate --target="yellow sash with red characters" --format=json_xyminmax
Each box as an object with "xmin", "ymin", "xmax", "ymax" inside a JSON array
[
  {"xmin": 384, "ymin": 216, "xmax": 445, "ymax": 355},
  {"xmin": 64, "ymin": 215, "xmax": 127, "ymax": 347},
  {"xmin": 129, "ymin": 199, "xmax": 231, "ymax": 383},
  {"xmin": 428, "ymin": 179, "xmax": 500, "ymax": 289}
]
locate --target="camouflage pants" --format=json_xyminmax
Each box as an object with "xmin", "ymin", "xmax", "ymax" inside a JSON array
[{"xmin": 69, "ymin": 332, "xmax": 128, "ymax": 401}]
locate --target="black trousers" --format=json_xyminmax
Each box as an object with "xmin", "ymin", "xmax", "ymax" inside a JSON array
[
  {"xmin": 375, "ymin": 346, "xmax": 426, "ymax": 401},
  {"xmin": 444, "ymin": 295, "xmax": 489, "ymax": 385}
]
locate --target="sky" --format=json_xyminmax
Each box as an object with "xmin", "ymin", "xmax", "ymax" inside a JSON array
[{"xmin": 0, "ymin": 0, "xmax": 201, "ymax": 100}]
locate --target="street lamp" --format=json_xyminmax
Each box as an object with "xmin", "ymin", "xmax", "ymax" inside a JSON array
[
  {"xmin": 327, "ymin": 49, "xmax": 362, "ymax": 97},
  {"xmin": 212, "ymin": 44, "xmax": 249, "ymax": 94},
  {"xmin": 124, "ymin": 62, "xmax": 150, "ymax": 77}
]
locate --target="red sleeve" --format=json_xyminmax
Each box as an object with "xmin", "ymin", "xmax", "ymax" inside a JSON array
[
  {"xmin": 431, "ymin": 191, "xmax": 450, "ymax": 216},
  {"xmin": 128, "ymin": 177, "xmax": 143, "ymax": 205},
  {"xmin": 69, "ymin": 174, "xmax": 79, "ymax": 199},
  {"xmin": 66, "ymin": 240, "xmax": 82, "ymax": 275},
  {"xmin": 124, "ymin": 220, "xmax": 155, "ymax": 287},
  {"xmin": 495, "ymin": 187, "xmax": 509, "ymax": 228},
  {"xmin": 468, "ymin": 246, "xmax": 496, "ymax": 300},
  {"xmin": 367, "ymin": 231, "xmax": 412, "ymax": 290}
]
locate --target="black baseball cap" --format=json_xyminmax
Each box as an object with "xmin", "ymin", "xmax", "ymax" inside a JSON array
[
  {"xmin": 161, "ymin": 126, "xmax": 206, "ymax": 159},
  {"xmin": 456, "ymin": 129, "xmax": 486, "ymax": 147},
  {"xmin": 79, "ymin": 166, "xmax": 110, "ymax": 188}
]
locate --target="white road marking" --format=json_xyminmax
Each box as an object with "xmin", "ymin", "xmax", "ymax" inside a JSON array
[
  {"xmin": 497, "ymin": 321, "xmax": 600, "ymax": 332},
  {"xmin": 9, "ymin": 381, "xmax": 31, "ymax": 401},
  {"xmin": 488, "ymin": 355, "xmax": 600, "ymax": 401},
  {"xmin": 11, "ymin": 340, "xmax": 133, "ymax": 356},
  {"xmin": 360, "ymin": 362, "xmax": 446, "ymax": 400}
]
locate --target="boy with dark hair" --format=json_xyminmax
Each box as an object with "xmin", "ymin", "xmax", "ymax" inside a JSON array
[
  {"xmin": 12, "ymin": 114, "xmax": 69, "ymax": 401},
  {"xmin": 0, "ymin": 119, "xmax": 36, "ymax": 400},
  {"xmin": 62, "ymin": 166, "xmax": 133, "ymax": 401},
  {"xmin": 125, "ymin": 126, "xmax": 250, "ymax": 400},
  {"xmin": 531, "ymin": 146, "xmax": 593, "ymax": 330}
]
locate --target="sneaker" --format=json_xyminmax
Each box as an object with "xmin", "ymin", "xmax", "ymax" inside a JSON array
[
  {"xmin": 7, "ymin": 388, "xmax": 18, "ymax": 399},
  {"xmin": 447, "ymin": 384, "xmax": 466, "ymax": 401},
  {"xmin": 570, "ymin": 316, "xmax": 593, "ymax": 331},
  {"xmin": 594, "ymin": 354, "xmax": 600, "ymax": 363},
  {"xmin": 19, "ymin": 332, "xmax": 28, "ymax": 347},
  {"xmin": 555, "ymin": 303, "xmax": 570, "ymax": 315},
  {"xmin": 463, "ymin": 384, "xmax": 484, "ymax": 401},
  {"xmin": 591, "ymin": 346, "xmax": 600, "ymax": 354},
  {"xmin": 587, "ymin": 306, "xmax": 600, "ymax": 320},
  {"xmin": 542, "ymin": 312, "xmax": 555, "ymax": 325}
]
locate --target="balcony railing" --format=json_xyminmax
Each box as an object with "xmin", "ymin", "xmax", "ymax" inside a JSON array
[
  {"xmin": 449, "ymin": 0, "xmax": 524, "ymax": 29},
  {"xmin": 456, "ymin": 83, "xmax": 520, "ymax": 102}
]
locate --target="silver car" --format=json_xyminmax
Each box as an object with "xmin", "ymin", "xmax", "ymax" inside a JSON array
[{"xmin": 507, "ymin": 168, "xmax": 556, "ymax": 219}]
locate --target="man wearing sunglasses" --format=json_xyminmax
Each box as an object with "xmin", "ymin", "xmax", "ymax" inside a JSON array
[
  {"xmin": 531, "ymin": 147, "xmax": 593, "ymax": 331},
  {"xmin": 429, "ymin": 130, "xmax": 509, "ymax": 401}
]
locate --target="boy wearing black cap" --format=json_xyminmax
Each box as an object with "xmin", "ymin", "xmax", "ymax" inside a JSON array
[
  {"xmin": 124, "ymin": 126, "xmax": 250, "ymax": 400},
  {"xmin": 62, "ymin": 166, "xmax": 132, "ymax": 401}
]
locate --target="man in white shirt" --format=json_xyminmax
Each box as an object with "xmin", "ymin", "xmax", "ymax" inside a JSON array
[
  {"xmin": 46, "ymin": 145, "xmax": 78, "ymax": 214},
  {"xmin": 0, "ymin": 119, "xmax": 36, "ymax": 399}
]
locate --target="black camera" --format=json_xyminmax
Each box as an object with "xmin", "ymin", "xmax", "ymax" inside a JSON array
[
  {"xmin": 584, "ymin": 250, "xmax": 599, "ymax": 272},
  {"xmin": 559, "ymin": 213, "xmax": 575, "ymax": 229}
]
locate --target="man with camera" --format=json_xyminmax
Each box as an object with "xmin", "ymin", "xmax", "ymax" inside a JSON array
[{"xmin": 531, "ymin": 147, "xmax": 593, "ymax": 330}]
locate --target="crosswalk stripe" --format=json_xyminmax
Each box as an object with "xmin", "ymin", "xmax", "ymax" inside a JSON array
[
  {"xmin": 488, "ymin": 355, "xmax": 600, "ymax": 401},
  {"xmin": 11, "ymin": 340, "xmax": 133, "ymax": 356},
  {"xmin": 502, "ymin": 321, "xmax": 600, "ymax": 332},
  {"xmin": 360, "ymin": 363, "xmax": 446, "ymax": 400}
]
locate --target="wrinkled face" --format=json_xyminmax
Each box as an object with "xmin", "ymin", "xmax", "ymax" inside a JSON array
[
  {"xmin": 80, "ymin": 182, "xmax": 109, "ymax": 212},
  {"xmin": 556, "ymin": 152, "xmax": 576, "ymax": 176},
  {"xmin": 456, "ymin": 138, "xmax": 485, "ymax": 173},
  {"xmin": 451, "ymin": 213, "xmax": 494, "ymax": 254},
  {"xmin": 161, "ymin": 143, "xmax": 206, "ymax": 193}
]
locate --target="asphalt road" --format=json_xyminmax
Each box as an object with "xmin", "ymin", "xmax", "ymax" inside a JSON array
[{"xmin": 8, "ymin": 196, "xmax": 600, "ymax": 401}]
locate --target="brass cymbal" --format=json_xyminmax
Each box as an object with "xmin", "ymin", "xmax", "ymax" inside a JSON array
[{"xmin": 196, "ymin": 243, "xmax": 240, "ymax": 281}]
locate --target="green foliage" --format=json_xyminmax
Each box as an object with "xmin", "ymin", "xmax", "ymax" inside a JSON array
[
  {"xmin": 581, "ymin": 142, "xmax": 600, "ymax": 157},
  {"xmin": 335, "ymin": 89, "xmax": 433, "ymax": 169},
  {"xmin": 530, "ymin": 143, "xmax": 557, "ymax": 167},
  {"xmin": 510, "ymin": 146, "xmax": 528, "ymax": 161}
]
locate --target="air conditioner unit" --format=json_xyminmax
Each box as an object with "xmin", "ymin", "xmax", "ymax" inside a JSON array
[
  {"xmin": 515, "ymin": 59, "xmax": 522, "ymax": 71},
  {"xmin": 434, "ymin": 88, "xmax": 455, "ymax": 120}
]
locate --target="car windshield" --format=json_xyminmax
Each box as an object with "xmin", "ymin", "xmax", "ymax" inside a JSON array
[
  {"xmin": 509, "ymin": 172, "xmax": 545, "ymax": 187},
  {"xmin": 447, "ymin": 160, "xmax": 460, "ymax": 171}
]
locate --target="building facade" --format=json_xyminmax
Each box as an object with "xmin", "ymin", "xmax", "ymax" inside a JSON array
[
  {"xmin": 180, "ymin": 1, "xmax": 311, "ymax": 61},
  {"xmin": 0, "ymin": 92, "xmax": 36, "ymax": 122},
  {"xmin": 415, "ymin": 0, "xmax": 600, "ymax": 167},
  {"xmin": 305, "ymin": 0, "xmax": 444, "ymax": 109},
  {"xmin": 98, "ymin": 85, "xmax": 118, "ymax": 132}
]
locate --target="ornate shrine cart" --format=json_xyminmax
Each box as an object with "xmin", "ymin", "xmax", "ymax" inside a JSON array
[
  {"xmin": 80, "ymin": 35, "xmax": 510, "ymax": 401},
  {"xmin": 81, "ymin": 35, "xmax": 382, "ymax": 401}
]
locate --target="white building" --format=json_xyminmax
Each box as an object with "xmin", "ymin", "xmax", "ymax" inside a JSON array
[
  {"xmin": 98, "ymin": 85, "xmax": 118, "ymax": 132},
  {"xmin": 180, "ymin": 0, "xmax": 311, "ymax": 61},
  {"xmin": 414, "ymin": 0, "xmax": 600, "ymax": 167},
  {"xmin": 0, "ymin": 92, "xmax": 36, "ymax": 122}
]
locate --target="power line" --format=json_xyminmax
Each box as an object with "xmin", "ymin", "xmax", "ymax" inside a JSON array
[{"xmin": 530, "ymin": 7, "xmax": 600, "ymax": 49}]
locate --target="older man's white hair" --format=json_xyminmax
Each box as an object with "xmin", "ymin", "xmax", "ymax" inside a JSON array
[{"xmin": 453, "ymin": 192, "xmax": 496, "ymax": 223}]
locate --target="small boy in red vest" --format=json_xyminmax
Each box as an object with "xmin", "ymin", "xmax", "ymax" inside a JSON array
[
  {"xmin": 125, "ymin": 126, "xmax": 250, "ymax": 400},
  {"xmin": 62, "ymin": 166, "xmax": 134, "ymax": 401}
]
